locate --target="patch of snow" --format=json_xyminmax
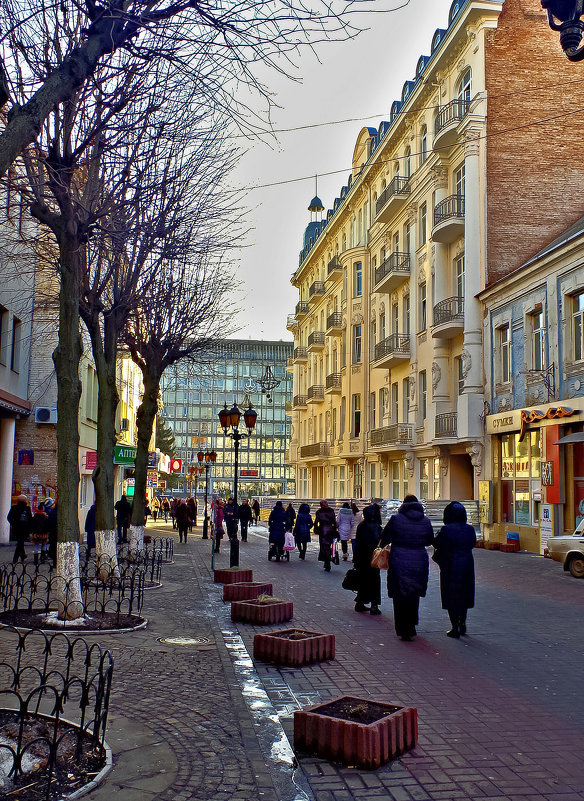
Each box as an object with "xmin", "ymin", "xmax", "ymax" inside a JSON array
[
  {"xmin": 0, "ymin": 735, "xmax": 43, "ymax": 787},
  {"xmin": 40, "ymin": 611, "xmax": 95, "ymax": 627}
]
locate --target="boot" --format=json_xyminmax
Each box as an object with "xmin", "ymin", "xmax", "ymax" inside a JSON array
[
  {"xmin": 355, "ymin": 602, "xmax": 369, "ymax": 612},
  {"xmin": 458, "ymin": 613, "xmax": 467, "ymax": 635},
  {"xmin": 33, "ymin": 553, "xmax": 39, "ymax": 566},
  {"xmin": 447, "ymin": 610, "xmax": 460, "ymax": 638},
  {"xmin": 370, "ymin": 605, "xmax": 381, "ymax": 616}
]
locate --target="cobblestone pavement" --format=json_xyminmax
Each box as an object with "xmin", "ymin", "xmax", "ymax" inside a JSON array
[{"xmin": 1, "ymin": 523, "xmax": 584, "ymax": 801}]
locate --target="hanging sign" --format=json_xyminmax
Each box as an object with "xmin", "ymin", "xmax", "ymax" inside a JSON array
[{"xmin": 114, "ymin": 445, "xmax": 137, "ymax": 465}]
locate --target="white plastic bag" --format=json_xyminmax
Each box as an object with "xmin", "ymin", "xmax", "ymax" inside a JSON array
[{"xmin": 284, "ymin": 531, "xmax": 295, "ymax": 551}]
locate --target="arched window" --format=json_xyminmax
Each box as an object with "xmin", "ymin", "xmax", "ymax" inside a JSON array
[
  {"xmin": 404, "ymin": 147, "xmax": 411, "ymax": 178},
  {"xmin": 420, "ymin": 125, "xmax": 428, "ymax": 164},
  {"xmin": 457, "ymin": 68, "xmax": 472, "ymax": 104},
  {"xmin": 393, "ymin": 161, "xmax": 400, "ymax": 177}
]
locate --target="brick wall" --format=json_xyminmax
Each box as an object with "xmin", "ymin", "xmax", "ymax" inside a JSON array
[{"xmin": 485, "ymin": 0, "xmax": 584, "ymax": 285}]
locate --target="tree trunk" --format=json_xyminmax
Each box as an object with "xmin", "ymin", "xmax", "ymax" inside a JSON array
[
  {"xmin": 130, "ymin": 365, "xmax": 160, "ymax": 555},
  {"xmin": 52, "ymin": 234, "xmax": 83, "ymax": 619}
]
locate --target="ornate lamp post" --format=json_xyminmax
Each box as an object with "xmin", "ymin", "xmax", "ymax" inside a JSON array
[
  {"xmin": 542, "ymin": 1, "xmax": 584, "ymax": 60},
  {"xmin": 197, "ymin": 449, "xmax": 217, "ymax": 540},
  {"xmin": 217, "ymin": 402, "xmax": 257, "ymax": 504}
]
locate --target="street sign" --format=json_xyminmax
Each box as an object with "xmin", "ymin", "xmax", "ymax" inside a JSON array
[{"xmin": 114, "ymin": 444, "xmax": 137, "ymax": 466}]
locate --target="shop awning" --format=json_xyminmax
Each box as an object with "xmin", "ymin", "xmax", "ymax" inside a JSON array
[{"xmin": 554, "ymin": 432, "xmax": 584, "ymax": 445}]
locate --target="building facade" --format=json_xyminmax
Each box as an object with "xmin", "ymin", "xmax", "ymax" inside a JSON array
[
  {"xmin": 289, "ymin": 0, "xmax": 584, "ymax": 503},
  {"xmin": 160, "ymin": 340, "xmax": 294, "ymax": 497}
]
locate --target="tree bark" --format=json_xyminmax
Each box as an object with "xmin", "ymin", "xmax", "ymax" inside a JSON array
[{"xmin": 130, "ymin": 364, "xmax": 160, "ymax": 554}]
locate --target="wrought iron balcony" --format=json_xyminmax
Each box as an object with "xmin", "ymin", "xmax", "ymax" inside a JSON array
[
  {"xmin": 295, "ymin": 301, "xmax": 309, "ymax": 319},
  {"xmin": 373, "ymin": 334, "xmax": 411, "ymax": 369},
  {"xmin": 307, "ymin": 331, "xmax": 325, "ymax": 352},
  {"xmin": 300, "ymin": 442, "xmax": 330, "ymax": 459},
  {"xmin": 307, "ymin": 385, "xmax": 325, "ymax": 403},
  {"xmin": 432, "ymin": 296, "xmax": 464, "ymax": 339},
  {"xmin": 434, "ymin": 99, "xmax": 469, "ymax": 148},
  {"xmin": 293, "ymin": 394, "xmax": 307, "ymax": 408},
  {"xmin": 370, "ymin": 423, "xmax": 413, "ymax": 447},
  {"xmin": 308, "ymin": 281, "xmax": 326, "ymax": 303},
  {"xmin": 373, "ymin": 252, "xmax": 410, "ymax": 294},
  {"xmin": 327, "ymin": 256, "xmax": 343, "ymax": 279},
  {"xmin": 325, "ymin": 372, "xmax": 342, "ymax": 393},
  {"xmin": 326, "ymin": 312, "xmax": 343, "ymax": 335},
  {"xmin": 286, "ymin": 314, "xmax": 298, "ymax": 331},
  {"xmin": 432, "ymin": 194, "xmax": 465, "ymax": 243},
  {"xmin": 435, "ymin": 412, "xmax": 458, "ymax": 438},
  {"xmin": 375, "ymin": 175, "xmax": 410, "ymax": 223},
  {"xmin": 293, "ymin": 346, "xmax": 308, "ymax": 363}
]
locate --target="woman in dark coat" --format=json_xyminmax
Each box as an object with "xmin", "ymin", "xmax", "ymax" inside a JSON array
[
  {"xmin": 381, "ymin": 494, "xmax": 433, "ymax": 641},
  {"xmin": 268, "ymin": 500, "xmax": 287, "ymax": 561},
  {"xmin": 313, "ymin": 500, "xmax": 338, "ymax": 572},
  {"xmin": 433, "ymin": 501, "xmax": 476, "ymax": 638},
  {"xmin": 285, "ymin": 503, "xmax": 296, "ymax": 533},
  {"xmin": 353, "ymin": 503, "xmax": 382, "ymax": 615},
  {"xmin": 293, "ymin": 503, "xmax": 313, "ymax": 559}
]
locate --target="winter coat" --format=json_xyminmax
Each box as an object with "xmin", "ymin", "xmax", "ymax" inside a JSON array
[
  {"xmin": 337, "ymin": 507, "xmax": 355, "ymax": 541},
  {"xmin": 252, "ymin": 500, "xmax": 260, "ymax": 517},
  {"xmin": 187, "ymin": 498, "xmax": 197, "ymax": 520},
  {"xmin": 223, "ymin": 501, "xmax": 239, "ymax": 535},
  {"xmin": 238, "ymin": 503, "xmax": 253, "ymax": 524},
  {"xmin": 30, "ymin": 510, "xmax": 49, "ymax": 545},
  {"xmin": 293, "ymin": 504, "xmax": 313, "ymax": 544},
  {"xmin": 84, "ymin": 505, "xmax": 96, "ymax": 549},
  {"xmin": 268, "ymin": 503, "xmax": 287, "ymax": 545},
  {"xmin": 7, "ymin": 501, "xmax": 32, "ymax": 542},
  {"xmin": 381, "ymin": 500, "xmax": 433, "ymax": 600},
  {"xmin": 115, "ymin": 497, "xmax": 132, "ymax": 525},
  {"xmin": 314, "ymin": 505, "xmax": 337, "ymax": 547},
  {"xmin": 353, "ymin": 505, "xmax": 382, "ymax": 605},
  {"xmin": 433, "ymin": 521, "xmax": 476, "ymax": 612},
  {"xmin": 175, "ymin": 502, "xmax": 190, "ymax": 527},
  {"xmin": 285, "ymin": 504, "xmax": 296, "ymax": 532}
]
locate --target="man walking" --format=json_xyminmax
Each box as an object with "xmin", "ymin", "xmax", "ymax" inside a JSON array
[
  {"xmin": 223, "ymin": 497, "xmax": 239, "ymax": 541},
  {"xmin": 115, "ymin": 493, "xmax": 132, "ymax": 544},
  {"xmin": 8, "ymin": 494, "xmax": 32, "ymax": 564},
  {"xmin": 238, "ymin": 498, "xmax": 253, "ymax": 542}
]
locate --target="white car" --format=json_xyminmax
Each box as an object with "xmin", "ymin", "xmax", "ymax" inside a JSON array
[{"xmin": 547, "ymin": 519, "xmax": 584, "ymax": 578}]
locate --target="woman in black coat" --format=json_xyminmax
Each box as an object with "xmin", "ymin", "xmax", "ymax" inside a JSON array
[
  {"xmin": 353, "ymin": 503, "xmax": 382, "ymax": 615},
  {"xmin": 433, "ymin": 501, "xmax": 476, "ymax": 638},
  {"xmin": 285, "ymin": 503, "xmax": 296, "ymax": 533},
  {"xmin": 381, "ymin": 494, "xmax": 433, "ymax": 641},
  {"xmin": 293, "ymin": 503, "xmax": 312, "ymax": 560},
  {"xmin": 268, "ymin": 501, "xmax": 287, "ymax": 561},
  {"xmin": 313, "ymin": 500, "xmax": 337, "ymax": 572}
]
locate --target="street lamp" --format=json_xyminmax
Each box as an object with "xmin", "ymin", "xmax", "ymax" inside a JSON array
[
  {"xmin": 218, "ymin": 402, "xmax": 257, "ymax": 504},
  {"xmin": 542, "ymin": 1, "xmax": 584, "ymax": 60},
  {"xmin": 197, "ymin": 449, "xmax": 217, "ymax": 540}
]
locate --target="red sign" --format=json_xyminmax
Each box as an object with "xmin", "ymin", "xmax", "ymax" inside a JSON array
[
  {"xmin": 170, "ymin": 458, "xmax": 182, "ymax": 473},
  {"xmin": 519, "ymin": 406, "xmax": 579, "ymax": 441},
  {"xmin": 240, "ymin": 469, "xmax": 259, "ymax": 477},
  {"xmin": 86, "ymin": 452, "xmax": 98, "ymax": 471}
]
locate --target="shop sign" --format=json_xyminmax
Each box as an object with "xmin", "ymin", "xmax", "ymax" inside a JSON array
[
  {"xmin": 17, "ymin": 449, "xmax": 34, "ymax": 466},
  {"xmin": 159, "ymin": 480, "xmax": 167, "ymax": 489},
  {"xmin": 541, "ymin": 461, "xmax": 554, "ymax": 486},
  {"xmin": 85, "ymin": 451, "xmax": 97, "ymax": 471},
  {"xmin": 540, "ymin": 503, "xmax": 553, "ymax": 554},
  {"xmin": 169, "ymin": 458, "xmax": 182, "ymax": 473},
  {"xmin": 148, "ymin": 451, "xmax": 159, "ymax": 469},
  {"xmin": 519, "ymin": 406, "xmax": 580, "ymax": 441},
  {"xmin": 126, "ymin": 478, "xmax": 135, "ymax": 486},
  {"xmin": 478, "ymin": 480, "xmax": 492, "ymax": 524},
  {"xmin": 114, "ymin": 444, "xmax": 137, "ymax": 465},
  {"xmin": 147, "ymin": 477, "xmax": 158, "ymax": 488}
]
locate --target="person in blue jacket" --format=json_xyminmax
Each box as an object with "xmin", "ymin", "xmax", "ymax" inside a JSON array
[
  {"xmin": 293, "ymin": 503, "xmax": 313, "ymax": 560},
  {"xmin": 433, "ymin": 501, "xmax": 476, "ymax": 638}
]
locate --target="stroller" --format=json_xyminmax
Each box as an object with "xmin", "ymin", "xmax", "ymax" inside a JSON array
[{"xmin": 268, "ymin": 531, "xmax": 295, "ymax": 562}]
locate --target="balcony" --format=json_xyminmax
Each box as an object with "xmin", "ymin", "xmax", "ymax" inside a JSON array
[
  {"xmin": 327, "ymin": 256, "xmax": 343, "ymax": 281},
  {"xmin": 432, "ymin": 194, "xmax": 465, "ymax": 243},
  {"xmin": 286, "ymin": 314, "xmax": 298, "ymax": 332},
  {"xmin": 308, "ymin": 281, "xmax": 326, "ymax": 304},
  {"xmin": 293, "ymin": 394, "xmax": 307, "ymax": 409},
  {"xmin": 307, "ymin": 331, "xmax": 325, "ymax": 352},
  {"xmin": 300, "ymin": 442, "xmax": 330, "ymax": 460},
  {"xmin": 307, "ymin": 385, "xmax": 325, "ymax": 404},
  {"xmin": 293, "ymin": 346, "xmax": 308, "ymax": 363},
  {"xmin": 432, "ymin": 296, "xmax": 464, "ymax": 339},
  {"xmin": 295, "ymin": 301, "xmax": 309, "ymax": 320},
  {"xmin": 435, "ymin": 412, "xmax": 458, "ymax": 439},
  {"xmin": 373, "ymin": 252, "xmax": 410, "ymax": 295},
  {"xmin": 326, "ymin": 312, "xmax": 343, "ymax": 336},
  {"xmin": 325, "ymin": 372, "xmax": 342, "ymax": 394},
  {"xmin": 370, "ymin": 424, "xmax": 413, "ymax": 448},
  {"xmin": 286, "ymin": 357, "xmax": 294, "ymax": 373},
  {"xmin": 433, "ymin": 98, "xmax": 469, "ymax": 150},
  {"xmin": 372, "ymin": 334, "xmax": 411, "ymax": 369},
  {"xmin": 375, "ymin": 176, "xmax": 410, "ymax": 223}
]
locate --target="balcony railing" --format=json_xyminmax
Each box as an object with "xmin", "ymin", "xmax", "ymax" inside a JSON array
[
  {"xmin": 327, "ymin": 256, "xmax": 342, "ymax": 276},
  {"xmin": 295, "ymin": 301, "xmax": 309, "ymax": 318},
  {"xmin": 374, "ymin": 334, "xmax": 411, "ymax": 362},
  {"xmin": 435, "ymin": 412, "xmax": 458, "ymax": 438},
  {"xmin": 307, "ymin": 385, "xmax": 325, "ymax": 402},
  {"xmin": 374, "ymin": 252, "xmax": 410, "ymax": 293},
  {"xmin": 309, "ymin": 281, "xmax": 326, "ymax": 300},
  {"xmin": 293, "ymin": 395, "xmax": 307, "ymax": 408},
  {"xmin": 286, "ymin": 314, "xmax": 298, "ymax": 329},
  {"xmin": 433, "ymin": 296, "xmax": 464, "ymax": 326},
  {"xmin": 370, "ymin": 424, "xmax": 413, "ymax": 447},
  {"xmin": 434, "ymin": 98, "xmax": 469, "ymax": 136},
  {"xmin": 434, "ymin": 194, "xmax": 464, "ymax": 226},
  {"xmin": 325, "ymin": 372, "xmax": 342, "ymax": 391},
  {"xmin": 307, "ymin": 331, "xmax": 325, "ymax": 349},
  {"xmin": 375, "ymin": 176, "xmax": 410, "ymax": 218},
  {"xmin": 326, "ymin": 312, "xmax": 343, "ymax": 332},
  {"xmin": 300, "ymin": 442, "xmax": 330, "ymax": 459},
  {"xmin": 293, "ymin": 346, "xmax": 308, "ymax": 361}
]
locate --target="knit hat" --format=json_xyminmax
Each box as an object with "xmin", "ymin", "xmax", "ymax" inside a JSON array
[
  {"xmin": 44, "ymin": 498, "xmax": 54, "ymax": 508},
  {"xmin": 320, "ymin": 500, "xmax": 329, "ymax": 508}
]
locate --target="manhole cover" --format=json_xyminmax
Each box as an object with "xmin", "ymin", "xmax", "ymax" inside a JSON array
[{"xmin": 158, "ymin": 636, "xmax": 210, "ymax": 646}]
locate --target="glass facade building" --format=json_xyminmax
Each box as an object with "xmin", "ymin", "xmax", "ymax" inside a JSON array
[{"xmin": 160, "ymin": 340, "xmax": 295, "ymax": 496}]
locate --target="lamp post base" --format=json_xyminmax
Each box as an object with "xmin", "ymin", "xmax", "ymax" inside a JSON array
[{"xmin": 229, "ymin": 538, "xmax": 240, "ymax": 568}]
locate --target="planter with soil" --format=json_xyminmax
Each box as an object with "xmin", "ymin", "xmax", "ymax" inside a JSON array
[
  {"xmin": 223, "ymin": 581, "xmax": 273, "ymax": 602},
  {"xmin": 294, "ymin": 695, "xmax": 417, "ymax": 770},
  {"xmin": 231, "ymin": 595, "xmax": 293, "ymax": 625},
  {"xmin": 254, "ymin": 628, "xmax": 335, "ymax": 666},
  {"xmin": 214, "ymin": 568, "xmax": 253, "ymax": 584}
]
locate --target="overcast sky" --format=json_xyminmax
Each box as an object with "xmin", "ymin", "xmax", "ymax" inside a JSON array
[{"xmin": 229, "ymin": 0, "xmax": 455, "ymax": 343}]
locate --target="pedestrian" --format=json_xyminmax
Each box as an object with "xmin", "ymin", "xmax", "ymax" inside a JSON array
[
  {"xmin": 224, "ymin": 497, "xmax": 239, "ymax": 541},
  {"xmin": 170, "ymin": 498, "xmax": 178, "ymax": 529},
  {"xmin": 187, "ymin": 497, "xmax": 197, "ymax": 531},
  {"xmin": 381, "ymin": 494, "xmax": 433, "ymax": 641},
  {"xmin": 144, "ymin": 500, "xmax": 151, "ymax": 523},
  {"xmin": 30, "ymin": 501, "xmax": 49, "ymax": 566},
  {"xmin": 337, "ymin": 502, "xmax": 355, "ymax": 561},
  {"xmin": 176, "ymin": 499, "xmax": 189, "ymax": 543},
  {"xmin": 251, "ymin": 498, "xmax": 260, "ymax": 527},
  {"xmin": 214, "ymin": 499, "xmax": 225, "ymax": 553},
  {"xmin": 44, "ymin": 498, "xmax": 57, "ymax": 564},
  {"xmin": 115, "ymin": 494, "xmax": 132, "ymax": 543},
  {"xmin": 238, "ymin": 498, "xmax": 253, "ymax": 542},
  {"xmin": 268, "ymin": 500, "xmax": 287, "ymax": 561},
  {"xmin": 162, "ymin": 498, "xmax": 170, "ymax": 523},
  {"xmin": 433, "ymin": 501, "xmax": 476, "ymax": 638},
  {"xmin": 151, "ymin": 497, "xmax": 159, "ymax": 522},
  {"xmin": 353, "ymin": 503, "xmax": 382, "ymax": 615},
  {"xmin": 285, "ymin": 503, "xmax": 296, "ymax": 533},
  {"xmin": 8, "ymin": 494, "xmax": 32, "ymax": 565},
  {"xmin": 85, "ymin": 502, "xmax": 96, "ymax": 559},
  {"xmin": 293, "ymin": 502, "xmax": 313, "ymax": 560},
  {"xmin": 351, "ymin": 502, "xmax": 362, "ymax": 560},
  {"xmin": 314, "ymin": 500, "xmax": 338, "ymax": 572}
]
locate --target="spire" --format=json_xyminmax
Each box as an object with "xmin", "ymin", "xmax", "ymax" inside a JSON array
[{"xmin": 308, "ymin": 175, "xmax": 324, "ymax": 218}]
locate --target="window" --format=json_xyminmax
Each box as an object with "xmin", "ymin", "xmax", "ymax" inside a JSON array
[
  {"xmin": 419, "ymin": 283, "xmax": 427, "ymax": 331},
  {"xmin": 392, "ymin": 302, "xmax": 399, "ymax": 336},
  {"xmin": 420, "ymin": 126, "xmax": 428, "ymax": 164},
  {"xmin": 419, "ymin": 457, "xmax": 440, "ymax": 501},
  {"xmin": 354, "ymin": 462, "xmax": 363, "ymax": 498},
  {"xmin": 456, "ymin": 356, "xmax": 464, "ymax": 396},
  {"xmin": 500, "ymin": 432, "xmax": 542, "ymax": 526},
  {"xmin": 339, "ymin": 465, "xmax": 346, "ymax": 497},
  {"xmin": 574, "ymin": 291, "xmax": 584, "ymax": 361},
  {"xmin": 457, "ymin": 68, "xmax": 472, "ymax": 103},
  {"xmin": 499, "ymin": 325, "xmax": 511, "ymax": 383},
  {"xmin": 455, "ymin": 164, "xmax": 465, "ymax": 199},
  {"xmin": 393, "ymin": 231, "xmax": 399, "ymax": 253},
  {"xmin": 403, "ymin": 294, "xmax": 410, "ymax": 336},
  {"xmin": 370, "ymin": 391, "xmax": 376, "ymax": 429},
  {"xmin": 404, "ymin": 221, "xmax": 411, "ymax": 255},
  {"xmin": 419, "ymin": 203, "xmax": 427, "ymax": 246},
  {"xmin": 532, "ymin": 309, "xmax": 546, "ymax": 371},
  {"xmin": 391, "ymin": 382, "xmax": 399, "ymax": 422},
  {"xmin": 392, "ymin": 461, "xmax": 400, "ymax": 499},
  {"xmin": 455, "ymin": 255, "xmax": 465, "ymax": 299},
  {"xmin": 419, "ymin": 371, "xmax": 427, "ymax": 419},
  {"xmin": 353, "ymin": 262, "xmax": 362, "ymax": 297},
  {"xmin": 352, "ymin": 324, "xmax": 362, "ymax": 363},
  {"xmin": 370, "ymin": 462, "xmax": 377, "ymax": 499},
  {"xmin": 340, "ymin": 396, "xmax": 346, "ymax": 436},
  {"xmin": 370, "ymin": 321, "xmax": 376, "ymax": 360},
  {"xmin": 403, "ymin": 378, "xmax": 410, "ymax": 420},
  {"xmin": 0, "ymin": 306, "xmax": 8, "ymax": 365},
  {"xmin": 10, "ymin": 316, "xmax": 21, "ymax": 373},
  {"xmin": 352, "ymin": 394, "xmax": 361, "ymax": 437},
  {"xmin": 379, "ymin": 311, "xmax": 386, "ymax": 341},
  {"xmin": 404, "ymin": 147, "xmax": 411, "ymax": 178},
  {"xmin": 341, "ymin": 331, "xmax": 346, "ymax": 368}
]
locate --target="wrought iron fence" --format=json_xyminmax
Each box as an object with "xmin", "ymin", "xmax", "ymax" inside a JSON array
[
  {"xmin": 434, "ymin": 98, "xmax": 469, "ymax": 135},
  {"xmin": 432, "ymin": 296, "xmax": 464, "ymax": 326}
]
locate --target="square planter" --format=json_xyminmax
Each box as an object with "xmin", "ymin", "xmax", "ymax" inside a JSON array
[
  {"xmin": 231, "ymin": 599, "xmax": 293, "ymax": 625},
  {"xmin": 486, "ymin": 542, "xmax": 500, "ymax": 551},
  {"xmin": 475, "ymin": 540, "xmax": 485, "ymax": 549},
  {"xmin": 500, "ymin": 543, "xmax": 520, "ymax": 553},
  {"xmin": 223, "ymin": 581, "xmax": 273, "ymax": 602},
  {"xmin": 294, "ymin": 695, "xmax": 417, "ymax": 770},
  {"xmin": 214, "ymin": 568, "xmax": 253, "ymax": 584},
  {"xmin": 254, "ymin": 628, "xmax": 335, "ymax": 666}
]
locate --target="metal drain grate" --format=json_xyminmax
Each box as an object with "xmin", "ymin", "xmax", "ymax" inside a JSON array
[{"xmin": 158, "ymin": 636, "xmax": 210, "ymax": 646}]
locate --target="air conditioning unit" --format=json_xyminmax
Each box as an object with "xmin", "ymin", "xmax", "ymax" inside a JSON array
[
  {"xmin": 120, "ymin": 418, "xmax": 130, "ymax": 431},
  {"xmin": 35, "ymin": 407, "xmax": 58, "ymax": 424}
]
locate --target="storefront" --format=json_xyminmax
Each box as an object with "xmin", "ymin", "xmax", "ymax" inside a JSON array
[{"xmin": 485, "ymin": 398, "xmax": 584, "ymax": 552}]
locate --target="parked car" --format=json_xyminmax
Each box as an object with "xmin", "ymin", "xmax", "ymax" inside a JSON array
[{"xmin": 547, "ymin": 519, "xmax": 584, "ymax": 578}]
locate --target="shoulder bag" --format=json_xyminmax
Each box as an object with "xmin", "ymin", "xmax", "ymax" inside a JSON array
[{"xmin": 371, "ymin": 540, "xmax": 391, "ymax": 570}]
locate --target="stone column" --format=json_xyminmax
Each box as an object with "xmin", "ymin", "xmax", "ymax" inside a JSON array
[
  {"xmin": 406, "ymin": 203, "xmax": 418, "ymax": 422},
  {"xmin": 0, "ymin": 417, "xmax": 16, "ymax": 544}
]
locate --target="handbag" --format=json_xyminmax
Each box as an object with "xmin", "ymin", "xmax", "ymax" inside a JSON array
[
  {"xmin": 342, "ymin": 567, "xmax": 360, "ymax": 592},
  {"xmin": 331, "ymin": 540, "xmax": 340, "ymax": 565},
  {"xmin": 371, "ymin": 540, "xmax": 391, "ymax": 570},
  {"xmin": 284, "ymin": 531, "xmax": 296, "ymax": 551}
]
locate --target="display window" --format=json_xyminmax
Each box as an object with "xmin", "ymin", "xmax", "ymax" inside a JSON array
[{"xmin": 498, "ymin": 432, "xmax": 541, "ymax": 526}]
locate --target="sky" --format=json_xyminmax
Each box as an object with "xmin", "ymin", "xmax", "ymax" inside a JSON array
[{"xmin": 230, "ymin": 0, "xmax": 455, "ymax": 343}]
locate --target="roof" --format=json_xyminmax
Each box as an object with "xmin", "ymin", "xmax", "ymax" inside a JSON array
[{"xmin": 521, "ymin": 213, "xmax": 584, "ymax": 269}]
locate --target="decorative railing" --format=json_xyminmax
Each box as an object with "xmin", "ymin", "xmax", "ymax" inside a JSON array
[
  {"xmin": 327, "ymin": 256, "xmax": 342, "ymax": 275},
  {"xmin": 326, "ymin": 312, "xmax": 343, "ymax": 330},
  {"xmin": 375, "ymin": 175, "xmax": 410, "ymax": 217},
  {"xmin": 287, "ymin": 314, "xmax": 297, "ymax": 328},
  {"xmin": 309, "ymin": 281, "xmax": 326, "ymax": 298},
  {"xmin": 300, "ymin": 443, "xmax": 330, "ymax": 458},
  {"xmin": 433, "ymin": 296, "xmax": 464, "ymax": 326},
  {"xmin": 293, "ymin": 395, "xmax": 307, "ymax": 407},
  {"xmin": 433, "ymin": 194, "xmax": 464, "ymax": 226},
  {"xmin": 435, "ymin": 412, "xmax": 458, "ymax": 438},
  {"xmin": 326, "ymin": 373, "xmax": 342, "ymax": 390},
  {"xmin": 434, "ymin": 98, "xmax": 469, "ymax": 135},
  {"xmin": 295, "ymin": 301, "xmax": 309, "ymax": 317},
  {"xmin": 374, "ymin": 252, "xmax": 410, "ymax": 287},
  {"xmin": 293, "ymin": 346, "xmax": 308, "ymax": 360},
  {"xmin": 307, "ymin": 385, "xmax": 324, "ymax": 401},
  {"xmin": 374, "ymin": 334, "xmax": 410, "ymax": 361},
  {"xmin": 308, "ymin": 331, "xmax": 325, "ymax": 347},
  {"xmin": 370, "ymin": 424, "xmax": 413, "ymax": 447}
]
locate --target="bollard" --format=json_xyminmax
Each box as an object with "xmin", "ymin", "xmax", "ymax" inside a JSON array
[{"xmin": 229, "ymin": 537, "xmax": 239, "ymax": 568}]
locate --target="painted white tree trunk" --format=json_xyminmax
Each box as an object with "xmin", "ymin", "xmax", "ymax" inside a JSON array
[
  {"xmin": 95, "ymin": 529, "xmax": 120, "ymax": 578},
  {"xmin": 55, "ymin": 541, "xmax": 84, "ymax": 620},
  {"xmin": 129, "ymin": 524, "xmax": 144, "ymax": 559}
]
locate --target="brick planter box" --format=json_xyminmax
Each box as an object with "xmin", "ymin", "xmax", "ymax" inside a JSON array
[
  {"xmin": 254, "ymin": 628, "xmax": 335, "ymax": 666},
  {"xmin": 223, "ymin": 582, "xmax": 273, "ymax": 602},
  {"xmin": 231, "ymin": 599, "xmax": 293, "ymax": 625},
  {"xmin": 500, "ymin": 543, "xmax": 520, "ymax": 553},
  {"xmin": 214, "ymin": 568, "xmax": 253, "ymax": 584},
  {"xmin": 486, "ymin": 542, "xmax": 500, "ymax": 551},
  {"xmin": 294, "ymin": 695, "xmax": 417, "ymax": 770},
  {"xmin": 475, "ymin": 540, "xmax": 485, "ymax": 549}
]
